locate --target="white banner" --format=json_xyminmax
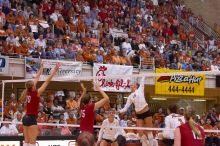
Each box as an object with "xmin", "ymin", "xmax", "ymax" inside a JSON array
[
  {"xmin": 0, "ymin": 141, "xmax": 20, "ymax": 146},
  {"xmin": 36, "ymin": 140, "xmax": 75, "ymax": 146},
  {"xmin": 0, "ymin": 56, "xmax": 9, "ymax": 74},
  {"xmin": 25, "ymin": 58, "xmax": 82, "ymax": 81},
  {"xmin": 93, "ymin": 63, "xmax": 133, "ymax": 92},
  {"xmin": 0, "ymin": 140, "xmax": 76, "ymax": 146}
]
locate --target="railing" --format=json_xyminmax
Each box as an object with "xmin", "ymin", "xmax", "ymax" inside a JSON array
[
  {"xmin": 139, "ymin": 57, "xmax": 155, "ymax": 70},
  {"xmin": 177, "ymin": 16, "xmax": 206, "ymax": 48},
  {"xmin": 191, "ymin": 17, "xmax": 220, "ymax": 40}
]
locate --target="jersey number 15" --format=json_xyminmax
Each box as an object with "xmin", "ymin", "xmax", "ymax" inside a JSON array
[{"xmin": 80, "ymin": 110, "xmax": 85, "ymax": 118}]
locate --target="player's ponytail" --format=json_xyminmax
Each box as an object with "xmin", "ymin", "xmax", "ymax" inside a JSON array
[
  {"xmin": 185, "ymin": 106, "xmax": 202, "ymax": 139},
  {"xmin": 19, "ymin": 89, "xmax": 27, "ymax": 102},
  {"xmin": 19, "ymin": 80, "xmax": 34, "ymax": 102},
  {"xmin": 189, "ymin": 117, "xmax": 201, "ymax": 138}
]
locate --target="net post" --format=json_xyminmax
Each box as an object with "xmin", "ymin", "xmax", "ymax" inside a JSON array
[{"xmin": 1, "ymin": 81, "xmax": 5, "ymax": 121}]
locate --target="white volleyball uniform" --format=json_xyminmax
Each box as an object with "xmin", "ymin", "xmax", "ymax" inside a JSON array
[{"xmin": 120, "ymin": 77, "xmax": 148, "ymax": 113}]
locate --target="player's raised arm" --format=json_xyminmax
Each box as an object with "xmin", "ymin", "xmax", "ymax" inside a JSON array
[
  {"xmin": 94, "ymin": 83, "xmax": 109, "ymax": 111},
  {"xmin": 77, "ymin": 83, "xmax": 87, "ymax": 108},
  {"xmin": 34, "ymin": 61, "xmax": 44, "ymax": 85},
  {"xmin": 38, "ymin": 63, "xmax": 61, "ymax": 96}
]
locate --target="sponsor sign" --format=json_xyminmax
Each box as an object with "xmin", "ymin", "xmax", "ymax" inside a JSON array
[
  {"xmin": 36, "ymin": 140, "xmax": 75, "ymax": 146},
  {"xmin": 0, "ymin": 141, "xmax": 20, "ymax": 146},
  {"xmin": 0, "ymin": 140, "xmax": 76, "ymax": 146},
  {"xmin": 0, "ymin": 56, "xmax": 9, "ymax": 74},
  {"xmin": 93, "ymin": 63, "xmax": 133, "ymax": 92},
  {"xmin": 155, "ymin": 69, "xmax": 205, "ymax": 96},
  {"xmin": 25, "ymin": 58, "xmax": 82, "ymax": 80}
]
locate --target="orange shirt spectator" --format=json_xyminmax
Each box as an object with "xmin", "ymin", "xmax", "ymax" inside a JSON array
[
  {"xmin": 28, "ymin": 15, "xmax": 39, "ymax": 25},
  {"xmin": 95, "ymin": 113, "xmax": 104, "ymax": 125},
  {"xmin": 77, "ymin": 19, "xmax": 86, "ymax": 33},
  {"xmin": 103, "ymin": 52, "xmax": 112, "ymax": 64},
  {"xmin": 83, "ymin": 49, "xmax": 96, "ymax": 62},
  {"xmin": 4, "ymin": 43, "xmax": 16, "ymax": 54},
  {"xmin": 66, "ymin": 98, "xmax": 77, "ymax": 110},
  {"xmin": 90, "ymin": 37, "xmax": 99, "ymax": 46},
  {"xmin": 152, "ymin": 21, "xmax": 160, "ymax": 30},
  {"xmin": 6, "ymin": 12, "xmax": 15, "ymax": 24},
  {"xmin": 20, "ymin": 41, "xmax": 29, "ymax": 56},
  {"xmin": 203, "ymin": 119, "xmax": 213, "ymax": 137},
  {"xmin": 179, "ymin": 31, "xmax": 188, "ymax": 41},
  {"xmin": 65, "ymin": 112, "xmax": 76, "ymax": 134},
  {"xmin": 6, "ymin": 27, "xmax": 14, "ymax": 36},
  {"xmin": 15, "ymin": 25, "xmax": 27, "ymax": 37},
  {"xmin": 68, "ymin": 22, "xmax": 77, "ymax": 32},
  {"xmin": 188, "ymin": 31, "xmax": 195, "ymax": 40},
  {"xmin": 55, "ymin": 16, "xmax": 66, "ymax": 30},
  {"xmin": 76, "ymin": 55, "xmax": 85, "ymax": 62},
  {"xmin": 112, "ymin": 55, "xmax": 120, "ymax": 64},
  {"xmin": 16, "ymin": 13, "xmax": 26, "ymax": 25}
]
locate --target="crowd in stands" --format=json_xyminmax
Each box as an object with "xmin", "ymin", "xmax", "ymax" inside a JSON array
[
  {"xmin": 1, "ymin": 91, "xmax": 220, "ymax": 145},
  {"xmin": 0, "ymin": 0, "xmax": 219, "ymax": 71}
]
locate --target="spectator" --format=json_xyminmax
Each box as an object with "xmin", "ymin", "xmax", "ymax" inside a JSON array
[
  {"xmin": 34, "ymin": 34, "xmax": 46, "ymax": 49},
  {"xmin": 13, "ymin": 103, "xmax": 25, "ymax": 119},
  {"xmin": 66, "ymin": 111, "xmax": 77, "ymax": 135},
  {"xmin": 56, "ymin": 91, "xmax": 66, "ymax": 108},
  {"xmin": 0, "ymin": 7, "xmax": 5, "ymax": 26},
  {"xmin": 59, "ymin": 119, "xmax": 71, "ymax": 136},
  {"xmin": 0, "ymin": 117, "xmax": 19, "ymax": 136},
  {"xmin": 12, "ymin": 113, "xmax": 23, "ymax": 134},
  {"xmin": 51, "ymin": 99, "xmax": 65, "ymax": 119},
  {"xmin": 96, "ymin": 50, "xmax": 104, "ymax": 63},
  {"xmin": 120, "ymin": 114, "xmax": 128, "ymax": 127},
  {"xmin": 153, "ymin": 107, "xmax": 165, "ymax": 128},
  {"xmin": 206, "ymin": 108, "xmax": 219, "ymax": 126},
  {"xmin": 66, "ymin": 91, "xmax": 77, "ymax": 111}
]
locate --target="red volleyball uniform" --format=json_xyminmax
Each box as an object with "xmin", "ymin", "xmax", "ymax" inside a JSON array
[
  {"xmin": 80, "ymin": 103, "xmax": 95, "ymax": 133},
  {"xmin": 26, "ymin": 90, "xmax": 40, "ymax": 117},
  {"xmin": 179, "ymin": 122, "xmax": 205, "ymax": 146}
]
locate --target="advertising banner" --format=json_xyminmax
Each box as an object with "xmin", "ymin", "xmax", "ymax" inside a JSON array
[
  {"xmin": 93, "ymin": 63, "xmax": 133, "ymax": 92},
  {"xmin": 0, "ymin": 55, "xmax": 9, "ymax": 74},
  {"xmin": 0, "ymin": 141, "xmax": 20, "ymax": 146},
  {"xmin": 25, "ymin": 58, "xmax": 82, "ymax": 81},
  {"xmin": 155, "ymin": 69, "xmax": 205, "ymax": 96},
  {"xmin": 36, "ymin": 140, "xmax": 75, "ymax": 146}
]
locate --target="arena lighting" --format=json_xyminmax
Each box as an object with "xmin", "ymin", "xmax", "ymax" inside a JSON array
[
  {"xmin": 152, "ymin": 97, "xmax": 167, "ymax": 100},
  {"xmin": 193, "ymin": 99, "xmax": 206, "ymax": 102}
]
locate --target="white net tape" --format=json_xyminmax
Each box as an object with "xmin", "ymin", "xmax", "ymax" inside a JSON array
[{"xmin": 0, "ymin": 121, "xmax": 219, "ymax": 133}]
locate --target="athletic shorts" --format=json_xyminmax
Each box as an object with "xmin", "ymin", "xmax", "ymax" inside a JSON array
[
  {"xmin": 22, "ymin": 115, "xmax": 37, "ymax": 126},
  {"xmin": 136, "ymin": 110, "xmax": 152, "ymax": 119},
  {"xmin": 162, "ymin": 139, "xmax": 174, "ymax": 146},
  {"xmin": 102, "ymin": 138, "xmax": 116, "ymax": 144}
]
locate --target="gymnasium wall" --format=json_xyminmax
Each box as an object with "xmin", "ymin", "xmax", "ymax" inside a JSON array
[{"xmin": 182, "ymin": 0, "xmax": 220, "ymax": 26}]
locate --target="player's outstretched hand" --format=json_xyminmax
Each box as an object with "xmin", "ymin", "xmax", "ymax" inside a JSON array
[
  {"xmin": 80, "ymin": 83, "xmax": 86, "ymax": 92},
  {"xmin": 94, "ymin": 82, "xmax": 101, "ymax": 91}
]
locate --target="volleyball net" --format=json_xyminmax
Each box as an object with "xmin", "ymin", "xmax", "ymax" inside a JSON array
[{"xmin": 1, "ymin": 69, "xmax": 220, "ymax": 136}]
